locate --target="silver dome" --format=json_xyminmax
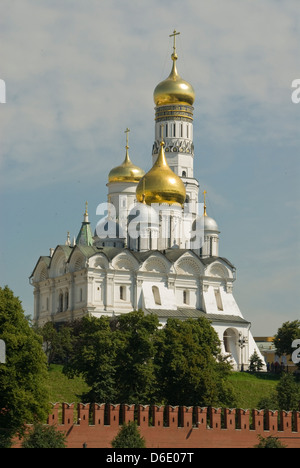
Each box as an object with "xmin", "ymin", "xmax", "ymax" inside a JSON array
[
  {"xmin": 203, "ymin": 215, "xmax": 219, "ymax": 232},
  {"xmin": 192, "ymin": 215, "xmax": 219, "ymax": 233}
]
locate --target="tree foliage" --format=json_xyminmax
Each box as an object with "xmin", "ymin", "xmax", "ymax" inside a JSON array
[
  {"xmin": 155, "ymin": 317, "xmax": 234, "ymax": 406},
  {"xmin": 62, "ymin": 311, "xmax": 236, "ymax": 408},
  {"xmin": 249, "ymin": 350, "xmax": 264, "ymax": 373},
  {"xmin": 276, "ymin": 373, "xmax": 300, "ymax": 411},
  {"xmin": 111, "ymin": 421, "xmax": 146, "ymax": 448},
  {"xmin": 258, "ymin": 372, "xmax": 300, "ymax": 411},
  {"xmin": 21, "ymin": 422, "xmax": 67, "ymax": 448},
  {"xmin": 0, "ymin": 286, "xmax": 49, "ymax": 447},
  {"xmin": 273, "ymin": 320, "xmax": 300, "ymax": 357},
  {"xmin": 254, "ymin": 435, "xmax": 287, "ymax": 449}
]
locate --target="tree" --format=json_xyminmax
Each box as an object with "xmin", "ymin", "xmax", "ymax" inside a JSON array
[
  {"xmin": 0, "ymin": 286, "xmax": 49, "ymax": 447},
  {"xmin": 64, "ymin": 313, "xmax": 236, "ymax": 408},
  {"xmin": 276, "ymin": 373, "xmax": 300, "ymax": 411},
  {"xmin": 249, "ymin": 350, "xmax": 264, "ymax": 373},
  {"xmin": 113, "ymin": 311, "xmax": 160, "ymax": 404},
  {"xmin": 274, "ymin": 320, "xmax": 300, "ymax": 359},
  {"xmin": 155, "ymin": 317, "xmax": 235, "ymax": 407},
  {"xmin": 254, "ymin": 435, "xmax": 286, "ymax": 448},
  {"xmin": 258, "ymin": 372, "xmax": 300, "ymax": 411},
  {"xmin": 63, "ymin": 315, "xmax": 120, "ymax": 403},
  {"xmin": 111, "ymin": 421, "xmax": 146, "ymax": 448},
  {"xmin": 35, "ymin": 322, "xmax": 73, "ymax": 365},
  {"xmin": 21, "ymin": 422, "xmax": 67, "ymax": 448}
]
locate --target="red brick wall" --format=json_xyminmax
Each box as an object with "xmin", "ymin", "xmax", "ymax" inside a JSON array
[{"xmin": 20, "ymin": 403, "xmax": 298, "ymax": 448}]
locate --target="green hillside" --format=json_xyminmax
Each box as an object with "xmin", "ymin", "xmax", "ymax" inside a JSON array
[{"xmin": 46, "ymin": 365, "xmax": 282, "ymax": 410}]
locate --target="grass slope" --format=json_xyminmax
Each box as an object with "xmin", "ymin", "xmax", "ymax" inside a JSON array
[
  {"xmin": 46, "ymin": 365, "xmax": 284, "ymax": 410},
  {"xmin": 228, "ymin": 372, "xmax": 280, "ymax": 409}
]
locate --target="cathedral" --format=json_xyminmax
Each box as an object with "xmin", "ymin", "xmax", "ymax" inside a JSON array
[{"xmin": 30, "ymin": 32, "xmax": 265, "ymax": 371}]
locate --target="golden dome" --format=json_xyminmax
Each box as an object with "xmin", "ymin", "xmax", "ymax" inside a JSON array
[
  {"xmin": 153, "ymin": 53, "xmax": 195, "ymax": 107},
  {"xmin": 108, "ymin": 130, "xmax": 145, "ymax": 184},
  {"xmin": 136, "ymin": 140, "xmax": 186, "ymax": 206}
]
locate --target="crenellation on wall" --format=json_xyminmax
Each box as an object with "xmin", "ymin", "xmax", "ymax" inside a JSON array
[
  {"xmin": 180, "ymin": 406, "xmax": 193, "ymax": 429},
  {"xmin": 237, "ymin": 409, "xmax": 250, "ymax": 430},
  {"xmin": 209, "ymin": 407, "xmax": 222, "ymax": 429},
  {"xmin": 78, "ymin": 403, "xmax": 90, "ymax": 426},
  {"xmin": 122, "ymin": 404, "xmax": 135, "ymax": 424},
  {"xmin": 166, "ymin": 405, "xmax": 179, "ymax": 428},
  {"xmin": 62, "ymin": 402, "xmax": 74, "ymax": 426},
  {"xmin": 39, "ymin": 402, "xmax": 300, "ymax": 449},
  {"xmin": 265, "ymin": 409, "xmax": 278, "ymax": 432},
  {"xmin": 224, "ymin": 408, "xmax": 237, "ymax": 430},
  {"xmin": 108, "ymin": 403, "xmax": 121, "ymax": 427},
  {"xmin": 252, "ymin": 409, "xmax": 264, "ymax": 431},
  {"xmin": 138, "ymin": 404, "xmax": 150, "ymax": 427},
  {"xmin": 152, "ymin": 405, "xmax": 164, "ymax": 428},
  {"xmin": 195, "ymin": 407, "xmax": 208, "ymax": 429},
  {"xmin": 93, "ymin": 403, "xmax": 105, "ymax": 426},
  {"xmin": 279, "ymin": 410, "xmax": 291, "ymax": 432}
]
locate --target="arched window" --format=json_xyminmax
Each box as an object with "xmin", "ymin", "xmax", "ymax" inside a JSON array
[
  {"xmin": 182, "ymin": 170, "xmax": 187, "ymax": 177},
  {"xmin": 152, "ymin": 286, "xmax": 161, "ymax": 305}
]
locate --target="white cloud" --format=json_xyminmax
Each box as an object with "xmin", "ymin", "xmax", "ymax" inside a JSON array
[
  {"xmin": 0, "ymin": 0, "xmax": 299, "ymax": 190},
  {"xmin": 0, "ymin": 1, "xmax": 299, "ymax": 335}
]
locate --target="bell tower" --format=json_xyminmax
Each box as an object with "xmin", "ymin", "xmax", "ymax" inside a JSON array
[{"xmin": 152, "ymin": 31, "xmax": 199, "ymax": 217}]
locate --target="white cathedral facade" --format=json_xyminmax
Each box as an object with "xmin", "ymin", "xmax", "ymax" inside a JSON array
[{"xmin": 30, "ymin": 33, "xmax": 265, "ymax": 371}]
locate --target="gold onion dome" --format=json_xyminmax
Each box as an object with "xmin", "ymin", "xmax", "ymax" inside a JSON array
[
  {"xmin": 153, "ymin": 31, "xmax": 195, "ymax": 107},
  {"xmin": 136, "ymin": 139, "xmax": 186, "ymax": 206},
  {"xmin": 108, "ymin": 129, "xmax": 145, "ymax": 184}
]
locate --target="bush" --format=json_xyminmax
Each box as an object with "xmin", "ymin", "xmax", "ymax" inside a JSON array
[
  {"xmin": 22, "ymin": 422, "xmax": 67, "ymax": 448},
  {"xmin": 111, "ymin": 421, "xmax": 146, "ymax": 448},
  {"xmin": 254, "ymin": 435, "xmax": 287, "ymax": 449}
]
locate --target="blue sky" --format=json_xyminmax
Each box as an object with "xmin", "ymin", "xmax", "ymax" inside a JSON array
[{"xmin": 0, "ymin": 0, "xmax": 299, "ymax": 335}]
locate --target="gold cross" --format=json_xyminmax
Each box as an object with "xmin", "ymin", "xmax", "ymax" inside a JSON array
[
  {"xmin": 169, "ymin": 30, "xmax": 180, "ymax": 56},
  {"xmin": 125, "ymin": 128, "xmax": 130, "ymax": 148}
]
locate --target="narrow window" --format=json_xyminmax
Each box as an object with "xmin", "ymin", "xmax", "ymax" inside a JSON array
[
  {"xmin": 64, "ymin": 292, "xmax": 69, "ymax": 311},
  {"xmin": 214, "ymin": 288, "xmax": 223, "ymax": 311},
  {"xmin": 120, "ymin": 286, "xmax": 126, "ymax": 301},
  {"xmin": 152, "ymin": 286, "xmax": 161, "ymax": 305},
  {"xmin": 183, "ymin": 290, "xmax": 189, "ymax": 305},
  {"xmin": 59, "ymin": 293, "xmax": 63, "ymax": 312}
]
